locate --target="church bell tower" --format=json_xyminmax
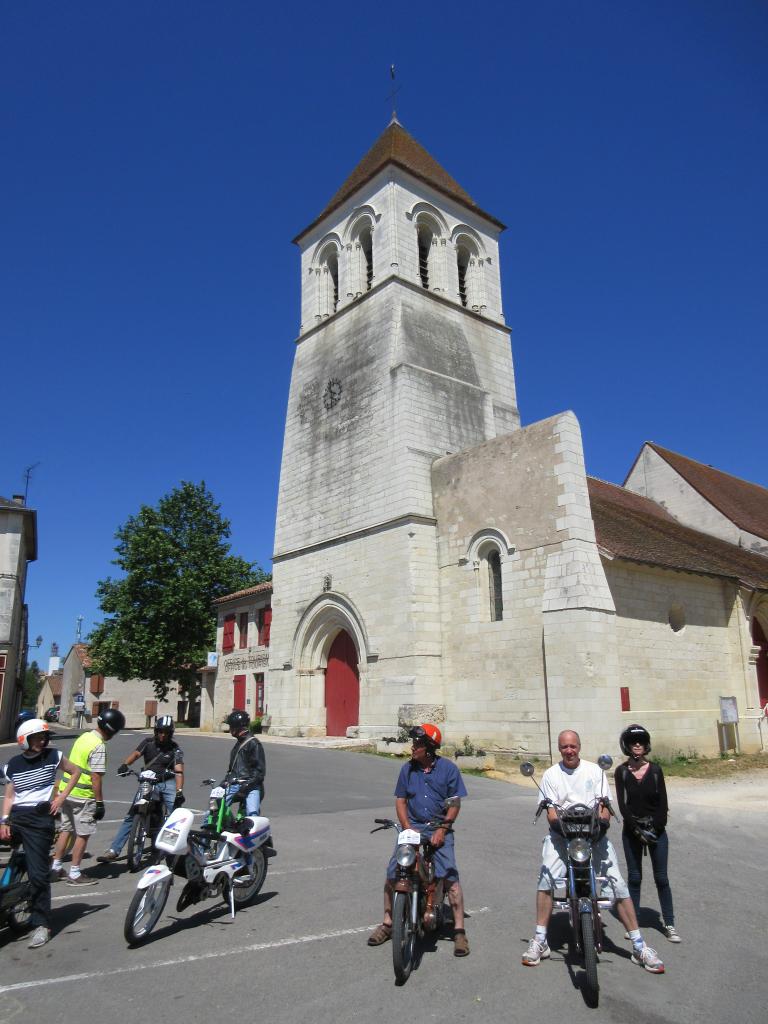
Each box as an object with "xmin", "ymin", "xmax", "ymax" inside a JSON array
[{"xmin": 268, "ymin": 118, "xmax": 519, "ymax": 736}]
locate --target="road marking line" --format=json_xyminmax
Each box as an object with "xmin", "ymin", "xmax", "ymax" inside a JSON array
[
  {"xmin": 0, "ymin": 908, "xmax": 491, "ymax": 993},
  {"xmin": 51, "ymin": 889, "xmax": 123, "ymax": 902},
  {"xmin": 270, "ymin": 862, "xmax": 358, "ymax": 876}
]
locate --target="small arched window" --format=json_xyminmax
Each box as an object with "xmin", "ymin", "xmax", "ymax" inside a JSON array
[
  {"xmin": 417, "ymin": 223, "xmax": 433, "ymax": 290},
  {"xmin": 319, "ymin": 244, "xmax": 339, "ymax": 317},
  {"xmin": 359, "ymin": 226, "xmax": 373, "ymax": 291},
  {"xmin": 456, "ymin": 244, "xmax": 471, "ymax": 307},
  {"xmin": 488, "ymin": 550, "xmax": 503, "ymax": 621}
]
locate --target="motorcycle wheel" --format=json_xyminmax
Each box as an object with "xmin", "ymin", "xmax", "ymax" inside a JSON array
[
  {"xmin": 126, "ymin": 815, "xmax": 149, "ymax": 873},
  {"xmin": 6, "ymin": 867, "xmax": 32, "ymax": 935},
  {"xmin": 232, "ymin": 848, "xmax": 268, "ymax": 907},
  {"xmin": 123, "ymin": 876, "xmax": 172, "ymax": 945},
  {"xmin": 580, "ymin": 908, "xmax": 599, "ymax": 1003},
  {"xmin": 391, "ymin": 891, "xmax": 416, "ymax": 985}
]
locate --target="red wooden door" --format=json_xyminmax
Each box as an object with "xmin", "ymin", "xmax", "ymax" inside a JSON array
[
  {"xmin": 233, "ymin": 674, "xmax": 247, "ymax": 712},
  {"xmin": 325, "ymin": 631, "xmax": 359, "ymax": 736},
  {"xmin": 753, "ymin": 618, "xmax": 768, "ymax": 708}
]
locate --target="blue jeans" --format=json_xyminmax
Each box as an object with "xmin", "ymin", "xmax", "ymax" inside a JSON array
[
  {"xmin": 622, "ymin": 829, "xmax": 675, "ymax": 926},
  {"xmin": 109, "ymin": 781, "xmax": 175, "ymax": 854},
  {"xmin": 225, "ymin": 786, "xmax": 261, "ymax": 816}
]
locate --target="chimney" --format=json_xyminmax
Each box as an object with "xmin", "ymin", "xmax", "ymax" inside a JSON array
[{"xmin": 12, "ymin": 495, "xmax": 25, "ymax": 506}]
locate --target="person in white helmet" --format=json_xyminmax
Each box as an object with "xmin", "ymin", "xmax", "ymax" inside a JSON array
[{"xmin": 0, "ymin": 719, "xmax": 83, "ymax": 948}]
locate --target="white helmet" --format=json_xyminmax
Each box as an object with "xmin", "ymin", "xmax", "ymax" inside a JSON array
[{"xmin": 16, "ymin": 718, "xmax": 50, "ymax": 750}]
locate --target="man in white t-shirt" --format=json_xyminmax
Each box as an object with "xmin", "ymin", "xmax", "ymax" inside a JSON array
[{"xmin": 521, "ymin": 730, "xmax": 665, "ymax": 974}]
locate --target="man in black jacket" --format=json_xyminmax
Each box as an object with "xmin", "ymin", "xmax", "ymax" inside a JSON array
[{"xmin": 225, "ymin": 710, "xmax": 265, "ymax": 815}]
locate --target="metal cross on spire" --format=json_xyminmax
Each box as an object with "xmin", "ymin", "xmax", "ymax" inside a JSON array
[{"xmin": 388, "ymin": 64, "xmax": 401, "ymax": 124}]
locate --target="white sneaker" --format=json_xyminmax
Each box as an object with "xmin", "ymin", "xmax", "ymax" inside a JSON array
[
  {"xmin": 631, "ymin": 944, "xmax": 665, "ymax": 973},
  {"xmin": 521, "ymin": 938, "xmax": 551, "ymax": 966},
  {"xmin": 664, "ymin": 925, "xmax": 682, "ymax": 943},
  {"xmin": 624, "ymin": 930, "xmax": 631, "ymax": 940},
  {"xmin": 28, "ymin": 926, "xmax": 51, "ymax": 949}
]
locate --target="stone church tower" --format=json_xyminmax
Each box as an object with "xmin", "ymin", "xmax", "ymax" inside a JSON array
[{"xmin": 269, "ymin": 119, "xmax": 520, "ymax": 736}]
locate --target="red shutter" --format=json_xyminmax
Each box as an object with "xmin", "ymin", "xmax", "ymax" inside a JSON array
[
  {"xmin": 90, "ymin": 674, "xmax": 104, "ymax": 695},
  {"xmin": 223, "ymin": 614, "xmax": 236, "ymax": 653},
  {"xmin": 239, "ymin": 612, "xmax": 249, "ymax": 649},
  {"xmin": 262, "ymin": 607, "xmax": 272, "ymax": 647},
  {"xmin": 620, "ymin": 687, "xmax": 630, "ymax": 712}
]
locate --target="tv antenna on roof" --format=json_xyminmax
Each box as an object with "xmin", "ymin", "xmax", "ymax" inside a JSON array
[
  {"xmin": 388, "ymin": 65, "xmax": 401, "ymax": 124},
  {"xmin": 76, "ymin": 616, "xmax": 84, "ymax": 642},
  {"xmin": 23, "ymin": 462, "xmax": 40, "ymax": 503}
]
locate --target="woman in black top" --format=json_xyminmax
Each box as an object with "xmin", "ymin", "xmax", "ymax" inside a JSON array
[{"xmin": 614, "ymin": 724, "xmax": 681, "ymax": 943}]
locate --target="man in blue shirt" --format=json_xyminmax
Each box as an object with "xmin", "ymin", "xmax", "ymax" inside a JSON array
[{"xmin": 367, "ymin": 723, "xmax": 470, "ymax": 957}]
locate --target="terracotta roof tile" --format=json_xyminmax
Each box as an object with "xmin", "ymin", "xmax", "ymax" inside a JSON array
[
  {"xmin": 295, "ymin": 120, "xmax": 504, "ymax": 242},
  {"xmin": 588, "ymin": 477, "xmax": 768, "ymax": 590},
  {"xmin": 212, "ymin": 581, "xmax": 273, "ymax": 606},
  {"xmin": 73, "ymin": 643, "xmax": 92, "ymax": 669},
  {"xmin": 640, "ymin": 443, "xmax": 768, "ymax": 542}
]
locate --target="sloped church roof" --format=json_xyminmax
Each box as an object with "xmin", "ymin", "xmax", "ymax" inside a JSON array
[
  {"xmin": 588, "ymin": 477, "xmax": 768, "ymax": 591},
  {"xmin": 295, "ymin": 120, "xmax": 505, "ymax": 242}
]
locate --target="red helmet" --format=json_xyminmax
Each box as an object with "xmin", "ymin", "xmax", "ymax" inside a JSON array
[{"xmin": 408, "ymin": 723, "xmax": 442, "ymax": 748}]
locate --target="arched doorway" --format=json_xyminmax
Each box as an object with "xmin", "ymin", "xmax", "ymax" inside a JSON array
[
  {"xmin": 752, "ymin": 617, "xmax": 768, "ymax": 708},
  {"xmin": 325, "ymin": 630, "xmax": 359, "ymax": 736}
]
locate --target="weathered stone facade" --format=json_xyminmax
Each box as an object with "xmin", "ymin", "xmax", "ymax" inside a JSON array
[{"xmin": 262, "ymin": 121, "xmax": 768, "ymax": 759}]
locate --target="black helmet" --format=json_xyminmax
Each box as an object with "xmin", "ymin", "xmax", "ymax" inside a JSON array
[
  {"xmin": 154, "ymin": 715, "xmax": 174, "ymax": 736},
  {"xmin": 620, "ymin": 724, "xmax": 651, "ymax": 756},
  {"xmin": 97, "ymin": 707, "xmax": 126, "ymax": 736},
  {"xmin": 227, "ymin": 710, "xmax": 250, "ymax": 732}
]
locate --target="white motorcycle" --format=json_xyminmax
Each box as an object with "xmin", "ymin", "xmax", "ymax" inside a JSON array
[{"xmin": 124, "ymin": 781, "xmax": 276, "ymax": 946}]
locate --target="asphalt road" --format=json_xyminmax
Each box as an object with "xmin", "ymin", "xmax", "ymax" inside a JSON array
[{"xmin": 0, "ymin": 728, "xmax": 764, "ymax": 1024}]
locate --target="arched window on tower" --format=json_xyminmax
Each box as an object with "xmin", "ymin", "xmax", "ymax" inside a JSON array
[
  {"xmin": 417, "ymin": 222, "xmax": 433, "ymax": 290},
  {"xmin": 454, "ymin": 234, "xmax": 480, "ymax": 310},
  {"xmin": 488, "ymin": 550, "xmax": 503, "ymax": 621},
  {"xmin": 360, "ymin": 226, "xmax": 373, "ymax": 292},
  {"xmin": 319, "ymin": 244, "xmax": 339, "ymax": 317},
  {"xmin": 456, "ymin": 243, "xmax": 471, "ymax": 307}
]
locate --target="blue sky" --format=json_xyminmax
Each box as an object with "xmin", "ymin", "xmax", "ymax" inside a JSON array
[{"xmin": 3, "ymin": 2, "xmax": 766, "ymax": 664}]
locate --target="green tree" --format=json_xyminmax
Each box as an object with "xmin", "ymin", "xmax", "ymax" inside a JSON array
[
  {"xmin": 22, "ymin": 660, "xmax": 42, "ymax": 708},
  {"xmin": 89, "ymin": 481, "xmax": 267, "ymax": 700}
]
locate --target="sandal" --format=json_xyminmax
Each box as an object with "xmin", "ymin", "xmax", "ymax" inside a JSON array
[
  {"xmin": 367, "ymin": 923, "xmax": 392, "ymax": 946},
  {"xmin": 453, "ymin": 930, "xmax": 470, "ymax": 957}
]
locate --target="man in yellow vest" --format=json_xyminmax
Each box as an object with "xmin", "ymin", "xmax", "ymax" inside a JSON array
[{"xmin": 50, "ymin": 707, "xmax": 125, "ymax": 885}]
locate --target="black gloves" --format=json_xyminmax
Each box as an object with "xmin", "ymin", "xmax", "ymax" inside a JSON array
[
  {"xmin": 93, "ymin": 801, "xmax": 106, "ymax": 822},
  {"xmin": 117, "ymin": 763, "xmax": 130, "ymax": 776},
  {"xmin": 173, "ymin": 792, "xmax": 185, "ymax": 808}
]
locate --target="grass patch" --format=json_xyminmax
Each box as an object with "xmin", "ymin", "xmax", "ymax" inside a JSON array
[{"xmin": 652, "ymin": 750, "xmax": 768, "ymax": 779}]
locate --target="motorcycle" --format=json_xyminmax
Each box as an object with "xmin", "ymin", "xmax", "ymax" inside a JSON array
[
  {"xmin": 121, "ymin": 766, "xmax": 172, "ymax": 872},
  {"xmin": 519, "ymin": 756, "xmax": 616, "ymax": 1003},
  {"xmin": 0, "ymin": 842, "xmax": 32, "ymax": 935},
  {"xmin": 123, "ymin": 778, "xmax": 276, "ymax": 946},
  {"xmin": 371, "ymin": 797, "xmax": 459, "ymax": 985}
]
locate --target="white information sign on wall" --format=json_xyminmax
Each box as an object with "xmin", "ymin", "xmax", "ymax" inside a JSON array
[{"xmin": 719, "ymin": 696, "xmax": 739, "ymax": 724}]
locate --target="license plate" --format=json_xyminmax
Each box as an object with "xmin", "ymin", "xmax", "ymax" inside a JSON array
[{"xmin": 397, "ymin": 829, "xmax": 420, "ymax": 845}]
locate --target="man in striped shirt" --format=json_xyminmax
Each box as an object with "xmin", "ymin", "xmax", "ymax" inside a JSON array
[{"xmin": 1, "ymin": 719, "xmax": 83, "ymax": 948}]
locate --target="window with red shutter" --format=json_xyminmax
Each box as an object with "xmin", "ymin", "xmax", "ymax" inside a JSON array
[
  {"xmin": 239, "ymin": 612, "xmax": 249, "ymax": 650},
  {"xmin": 223, "ymin": 615, "xmax": 236, "ymax": 654}
]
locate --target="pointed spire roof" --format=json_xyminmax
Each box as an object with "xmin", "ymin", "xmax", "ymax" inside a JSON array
[{"xmin": 294, "ymin": 120, "xmax": 504, "ymax": 243}]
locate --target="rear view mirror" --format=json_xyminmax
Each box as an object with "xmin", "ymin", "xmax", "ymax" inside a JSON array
[
  {"xmin": 597, "ymin": 755, "xmax": 613, "ymax": 771},
  {"xmin": 519, "ymin": 761, "xmax": 535, "ymax": 777}
]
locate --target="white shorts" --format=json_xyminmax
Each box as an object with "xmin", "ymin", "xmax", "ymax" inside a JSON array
[{"xmin": 537, "ymin": 831, "xmax": 630, "ymax": 900}]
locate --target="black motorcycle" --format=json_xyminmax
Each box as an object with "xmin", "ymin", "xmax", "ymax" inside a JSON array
[
  {"xmin": 121, "ymin": 767, "xmax": 172, "ymax": 872},
  {"xmin": 520, "ymin": 756, "xmax": 616, "ymax": 1004},
  {"xmin": 0, "ymin": 842, "xmax": 33, "ymax": 935}
]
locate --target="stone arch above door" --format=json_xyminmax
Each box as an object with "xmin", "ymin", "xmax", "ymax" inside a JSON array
[{"xmin": 292, "ymin": 593, "xmax": 370, "ymax": 673}]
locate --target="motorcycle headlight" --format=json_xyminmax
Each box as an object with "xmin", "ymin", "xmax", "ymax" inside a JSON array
[
  {"xmin": 396, "ymin": 845, "xmax": 416, "ymax": 868},
  {"xmin": 568, "ymin": 838, "xmax": 590, "ymax": 863},
  {"xmin": 140, "ymin": 782, "xmax": 152, "ymax": 797}
]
